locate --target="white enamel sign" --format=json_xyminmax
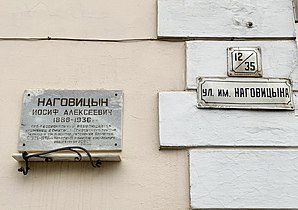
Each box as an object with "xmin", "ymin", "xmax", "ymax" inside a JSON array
[
  {"xmin": 197, "ymin": 77, "xmax": 294, "ymax": 110},
  {"xmin": 227, "ymin": 47, "xmax": 262, "ymax": 77}
]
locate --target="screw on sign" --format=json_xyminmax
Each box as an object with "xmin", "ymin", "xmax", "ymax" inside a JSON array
[{"xmin": 227, "ymin": 47, "xmax": 262, "ymax": 77}]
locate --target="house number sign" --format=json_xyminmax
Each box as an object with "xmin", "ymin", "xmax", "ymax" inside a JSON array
[{"xmin": 227, "ymin": 47, "xmax": 262, "ymax": 77}]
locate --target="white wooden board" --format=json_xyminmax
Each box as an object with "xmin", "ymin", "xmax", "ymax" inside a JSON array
[
  {"xmin": 190, "ymin": 149, "xmax": 298, "ymax": 209},
  {"xmin": 159, "ymin": 92, "xmax": 298, "ymax": 147},
  {"xmin": 186, "ymin": 41, "xmax": 298, "ymax": 90},
  {"xmin": 158, "ymin": 0, "xmax": 296, "ymax": 39}
]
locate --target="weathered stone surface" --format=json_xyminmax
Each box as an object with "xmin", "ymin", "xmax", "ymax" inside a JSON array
[
  {"xmin": 190, "ymin": 149, "xmax": 298, "ymax": 209},
  {"xmin": 158, "ymin": 0, "xmax": 295, "ymax": 39},
  {"xmin": 186, "ymin": 41, "xmax": 298, "ymax": 90},
  {"xmin": 159, "ymin": 91, "xmax": 298, "ymax": 147}
]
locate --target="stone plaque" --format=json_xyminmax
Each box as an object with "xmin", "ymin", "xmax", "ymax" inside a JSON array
[
  {"xmin": 19, "ymin": 90, "xmax": 123, "ymax": 151},
  {"xmin": 227, "ymin": 47, "xmax": 262, "ymax": 77},
  {"xmin": 197, "ymin": 77, "xmax": 294, "ymax": 110}
]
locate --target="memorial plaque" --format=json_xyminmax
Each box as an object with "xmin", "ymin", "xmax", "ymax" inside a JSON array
[
  {"xmin": 19, "ymin": 90, "xmax": 123, "ymax": 151},
  {"xmin": 227, "ymin": 47, "xmax": 262, "ymax": 77},
  {"xmin": 197, "ymin": 77, "xmax": 294, "ymax": 110}
]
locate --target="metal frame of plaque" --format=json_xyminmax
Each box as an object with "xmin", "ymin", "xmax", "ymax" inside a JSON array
[
  {"xmin": 227, "ymin": 47, "xmax": 262, "ymax": 77},
  {"xmin": 19, "ymin": 89, "xmax": 123, "ymax": 151},
  {"xmin": 197, "ymin": 77, "xmax": 294, "ymax": 110}
]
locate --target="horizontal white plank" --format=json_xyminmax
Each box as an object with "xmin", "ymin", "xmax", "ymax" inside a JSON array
[
  {"xmin": 0, "ymin": 0, "xmax": 155, "ymax": 39},
  {"xmin": 190, "ymin": 149, "xmax": 298, "ymax": 209},
  {"xmin": 186, "ymin": 40, "xmax": 298, "ymax": 90},
  {"xmin": 12, "ymin": 152, "xmax": 121, "ymax": 162},
  {"xmin": 159, "ymin": 92, "xmax": 298, "ymax": 147},
  {"xmin": 158, "ymin": 0, "xmax": 295, "ymax": 38}
]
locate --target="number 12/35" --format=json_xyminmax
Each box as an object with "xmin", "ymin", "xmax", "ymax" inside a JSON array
[{"xmin": 234, "ymin": 52, "xmax": 256, "ymax": 71}]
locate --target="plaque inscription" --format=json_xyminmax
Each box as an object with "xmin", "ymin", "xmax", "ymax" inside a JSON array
[{"xmin": 19, "ymin": 90, "xmax": 123, "ymax": 151}]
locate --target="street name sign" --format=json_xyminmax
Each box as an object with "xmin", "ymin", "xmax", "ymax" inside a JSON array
[
  {"xmin": 197, "ymin": 77, "xmax": 294, "ymax": 110},
  {"xmin": 19, "ymin": 90, "xmax": 123, "ymax": 151}
]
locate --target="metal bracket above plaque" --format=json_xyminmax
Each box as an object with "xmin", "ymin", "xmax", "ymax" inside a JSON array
[
  {"xmin": 197, "ymin": 77, "xmax": 294, "ymax": 110},
  {"xmin": 19, "ymin": 89, "xmax": 123, "ymax": 151},
  {"xmin": 227, "ymin": 47, "xmax": 262, "ymax": 77}
]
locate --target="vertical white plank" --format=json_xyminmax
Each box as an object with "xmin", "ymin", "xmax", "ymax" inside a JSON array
[{"xmin": 190, "ymin": 149, "xmax": 298, "ymax": 209}]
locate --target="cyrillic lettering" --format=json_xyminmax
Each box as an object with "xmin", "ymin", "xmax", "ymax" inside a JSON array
[
  {"xmin": 37, "ymin": 98, "xmax": 46, "ymax": 106},
  {"xmin": 83, "ymin": 98, "xmax": 91, "ymax": 107},
  {"xmin": 68, "ymin": 98, "xmax": 75, "ymax": 106},
  {"xmin": 255, "ymin": 88, "xmax": 260, "ymax": 97},
  {"xmin": 91, "ymin": 99, "xmax": 98, "ymax": 106},
  {"xmin": 280, "ymin": 88, "xmax": 285, "ymax": 97},
  {"xmin": 272, "ymin": 88, "xmax": 277, "ymax": 97},
  {"xmin": 235, "ymin": 88, "xmax": 240, "ymax": 97},
  {"xmin": 53, "ymin": 98, "xmax": 60, "ymax": 106},
  {"xmin": 285, "ymin": 88, "xmax": 289, "ymax": 98},
  {"xmin": 208, "ymin": 89, "xmax": 213, "ymax": 96},
  {"xmin": 100, "ymin": 98, "xmax": 109, "ymax": 106},
  {"xmin": 266, "ymin": 88, "xmax": 272, "ymax": 98},
  {"xmin": 45, "ymin": 99, "xmax": 53, "ymax": 106},
  {"xmin": 250, "ymin": 88, "xmax": 255, "ymax": 97},
  {"xmin": 75, "ymin": 98, "xmax": 83, "ymax": 106},
  {"xmin": 61, "ymin": 98, "xmax": 68, "ymax": 106},
  {"xmin": 202, "ymin": 89, "xmax": 207, "ymax": 97},
  {"xmin": 261, "ymin": 88, "xmax": 266, "ymax": 97}
]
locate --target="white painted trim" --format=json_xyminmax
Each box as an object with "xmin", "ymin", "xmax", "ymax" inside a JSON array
[
  {"xmin": 190, "ymin": 149, "xmax": 298, "ymax": 209},
  {"xmin": 159, "ymin": 91, "xmax": 298, "ymax": 147},
  {"xmin": 186, "ymin": 40, "xmax": 298, "ymax": 90},
  {"xmin": 158, "ymin": 0, "xmax": 296, "ymax": 39}
]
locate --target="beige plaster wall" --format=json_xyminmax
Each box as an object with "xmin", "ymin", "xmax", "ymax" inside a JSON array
[
  {"xmin": 0, "ymin": 1, "xmax": 190, "ymax": 209},
  {"xmin": 0, "ymin": 0, "xmax": 156, "ymax": 39},
  {"xmin": 1, "ymin": 1, "xmax": 296, "ymax": 209}
]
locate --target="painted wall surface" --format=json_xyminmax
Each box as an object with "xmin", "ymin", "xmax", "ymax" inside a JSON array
[
  {"xmin": 1, "ymin": 1, "xmax": 298, "ymax": 210},
  {"xmin": 0, "ymin": 0, "xmax": 156, "ymax": 39},
  {"xmin": 159, "ymin": 92, "xmax": 298, "ymax": 147},
  {"xmin": 190, "ymin": 150, "xmax": 298, "ymax": 209},
  {"xmin": 186, "ymin": 40, "xmax": 298, "ymax": 89},
  {"xmin": 157, "ymin": 0, "xmax": 298, "ymax": 209},
  {"xmin": 0, "ymin": 32, "xmax": 189, "ymax": 210}
]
